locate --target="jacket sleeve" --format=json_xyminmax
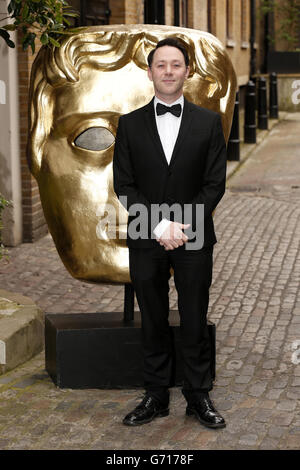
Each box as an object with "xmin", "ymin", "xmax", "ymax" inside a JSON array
[{"xmin": 189, "ymin": 113, "xmax": 227, "ymax": 221}]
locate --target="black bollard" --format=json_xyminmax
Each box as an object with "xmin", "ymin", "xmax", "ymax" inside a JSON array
[
  {"xmin": 250, "ymin": 75, "xmax": 257, "ymax": 87},
  {"xmin": 269, "ymin": 72, "xmax": 278, "ymax": 119},
  {"xmin": 249, "ymin": 75, "xmax": 257, "ymax": 109},
  {"xmin": 258, "ymin": 76, "xmax": 268, "ymax": 130},
  {"xmin": 244, "ymin": 80, "xmax": 256, "ymax": 144},
  {"xmin": 227, "ymin": 91, "xmax": 240, "ymax": 161},
  {"xmin": 124, "ymin": 283, "xmax": 134, "ymax": 322}
]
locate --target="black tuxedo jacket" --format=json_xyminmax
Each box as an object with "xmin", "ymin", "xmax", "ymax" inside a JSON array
[{"xmin": 113, "ymin": 97, "xmax": 227, "ymax": 249}]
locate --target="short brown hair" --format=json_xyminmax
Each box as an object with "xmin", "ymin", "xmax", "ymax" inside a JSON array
[{"xmin": 147, "ymin": 37, "xmax": 190, "ymax": 68}]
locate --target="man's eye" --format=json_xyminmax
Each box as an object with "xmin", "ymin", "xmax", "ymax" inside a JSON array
[{"xmin": 74, "ymin": 127, "xmax": 115, "ymax": 151}]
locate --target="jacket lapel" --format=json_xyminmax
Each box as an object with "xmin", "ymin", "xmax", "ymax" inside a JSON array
[
  {"xmin": 169, "ymin": 97, "xmax": 194, "ymax": 168},
  {"xmin": 143, "ymin": 98, "xmax": 169, "ymax": 168}
]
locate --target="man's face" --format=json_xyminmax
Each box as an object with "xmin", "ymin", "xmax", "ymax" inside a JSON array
[{"xmin": 147, "ymin": 45, "xmax": 190, "ymax": 102}]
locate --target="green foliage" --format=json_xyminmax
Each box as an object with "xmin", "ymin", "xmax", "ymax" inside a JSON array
[
  {"xmin": 0, "ymin": 0, "xmax": 80, "ymax": 53},
  {"xmin": 260, "ymin": 0, "xmax": 300, "ymax": 51},
  {"xmin": 0, "ymin": 194, "xmax": 11, "ymax": 261}
]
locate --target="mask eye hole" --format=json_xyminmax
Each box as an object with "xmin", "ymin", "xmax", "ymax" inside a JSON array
[{"xmin": 74, "ymin": 127, "xmax": 115, "ymax": 151}]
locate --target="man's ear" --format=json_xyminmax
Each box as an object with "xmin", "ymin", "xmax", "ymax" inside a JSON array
[
  {"xmin": 147, "ymin": 66, "xmax": 153, "ymax": 82},
  {"xmin": 185, "ymin": 66, "xmax": 190, "ymax": 79}
]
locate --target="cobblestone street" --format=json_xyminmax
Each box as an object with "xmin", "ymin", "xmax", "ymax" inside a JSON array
[{"xmin": 0, "ymin": 113, "xmax": 300, "ymax": 450}]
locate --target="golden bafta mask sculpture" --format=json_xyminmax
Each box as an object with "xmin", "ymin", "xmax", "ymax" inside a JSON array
[{"xmin": 27, "ymin": 24, "xmax": 237, "ymax": 284}]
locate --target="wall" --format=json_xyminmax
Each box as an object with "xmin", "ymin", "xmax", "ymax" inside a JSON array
[
  {"xmin": 0, "ymin": 0, "xmax": 22, "ymax": 246},
  {"xmin": 17, "ymin": 32, "xmax": 47, "ymax": 242},
  {"xmin": 210, "ymin": 0, "xmax": 250, "ymax": 87}
]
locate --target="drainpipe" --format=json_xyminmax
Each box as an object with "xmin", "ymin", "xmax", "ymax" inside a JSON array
[{"xmin": 250, "ymin": 0, "xmax": 256, "ymax": 77}]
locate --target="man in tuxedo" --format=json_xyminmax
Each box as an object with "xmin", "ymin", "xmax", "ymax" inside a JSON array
[{"xmin": 113, "ymin": 37, "xmax": 227, "ymax": 428}]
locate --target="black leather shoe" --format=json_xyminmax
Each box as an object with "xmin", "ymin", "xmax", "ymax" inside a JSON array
[
  {"xmin": 123, "ymin": 395, "xmax": 169, "ymax": 426},
  {"xmin": 186, "ymin": 395, "xmax": 226, "ymax": 429}
]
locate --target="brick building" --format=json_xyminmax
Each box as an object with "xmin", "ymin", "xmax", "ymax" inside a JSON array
[{"xmin": 0, "ymin": 0, "xmax": 264, "ymax": 246}]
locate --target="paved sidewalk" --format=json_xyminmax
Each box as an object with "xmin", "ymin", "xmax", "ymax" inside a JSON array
[{"xmin": 0, "ymin": 113, "xmax": 300, "ymax": 450}]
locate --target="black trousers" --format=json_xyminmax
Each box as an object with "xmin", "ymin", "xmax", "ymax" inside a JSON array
[{"xmin": 129, "ymin": 243, "xmax": 214, "ymax": 405}]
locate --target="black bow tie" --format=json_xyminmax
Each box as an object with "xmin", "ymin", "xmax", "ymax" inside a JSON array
[{"xmin": 156, "ymin": 102, "xmax": 182, "ymax": 117}]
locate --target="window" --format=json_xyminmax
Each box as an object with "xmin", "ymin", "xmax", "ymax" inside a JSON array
[
  {"xmin": 226, "ymin": 0, "xmax": 234, "ymax": 40},
  {"xmin": 241, "ymin": 0, "xmax": 248, "ymax": 46},
  {"xmin": 73, "ymin": 1, "xmax": 111, "ymax": 26},
  {"xmin": 173, "ymin": 0, "xmax": 188, "ymax": 27},
  {"xmin": 207, "ymin": 0, "xmax": 216, "ymax": 34},
  {"xmin": 144, "ymin": 0, "xmax": 165, "ymax": 24},
  {"xmin": 226, "ymin": 0, "xmax": 235, "ymax": 47}
]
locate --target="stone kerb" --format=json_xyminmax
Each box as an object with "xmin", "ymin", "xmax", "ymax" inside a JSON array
[{"xmin": 0, "ymin": 289, "xmax": 44, "ymax": 375}]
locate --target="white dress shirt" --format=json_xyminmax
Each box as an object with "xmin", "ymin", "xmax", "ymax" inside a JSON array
[{"xmin": 153, "ymin": 95, "xmax": 184, "ymax": 239}]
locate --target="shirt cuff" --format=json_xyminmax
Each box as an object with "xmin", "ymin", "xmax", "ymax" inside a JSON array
[{"xmin": 153, "ymin": 219, "xmax": 171, "ymax": 239}]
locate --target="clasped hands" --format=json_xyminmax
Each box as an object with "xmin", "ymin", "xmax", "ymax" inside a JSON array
[{"xmin": 156, "ymin": 221, "xmax": 190, "ymax": 251}]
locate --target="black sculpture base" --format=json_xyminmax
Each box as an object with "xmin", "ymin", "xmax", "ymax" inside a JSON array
[{"xmin": 45, "ymin": 311, "xmax": 215, "ymax": 389}]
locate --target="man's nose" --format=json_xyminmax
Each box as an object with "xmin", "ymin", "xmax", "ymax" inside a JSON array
[{"xmin": 164, "ymin": 64, "xmax": 173, "ymax": 75}]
